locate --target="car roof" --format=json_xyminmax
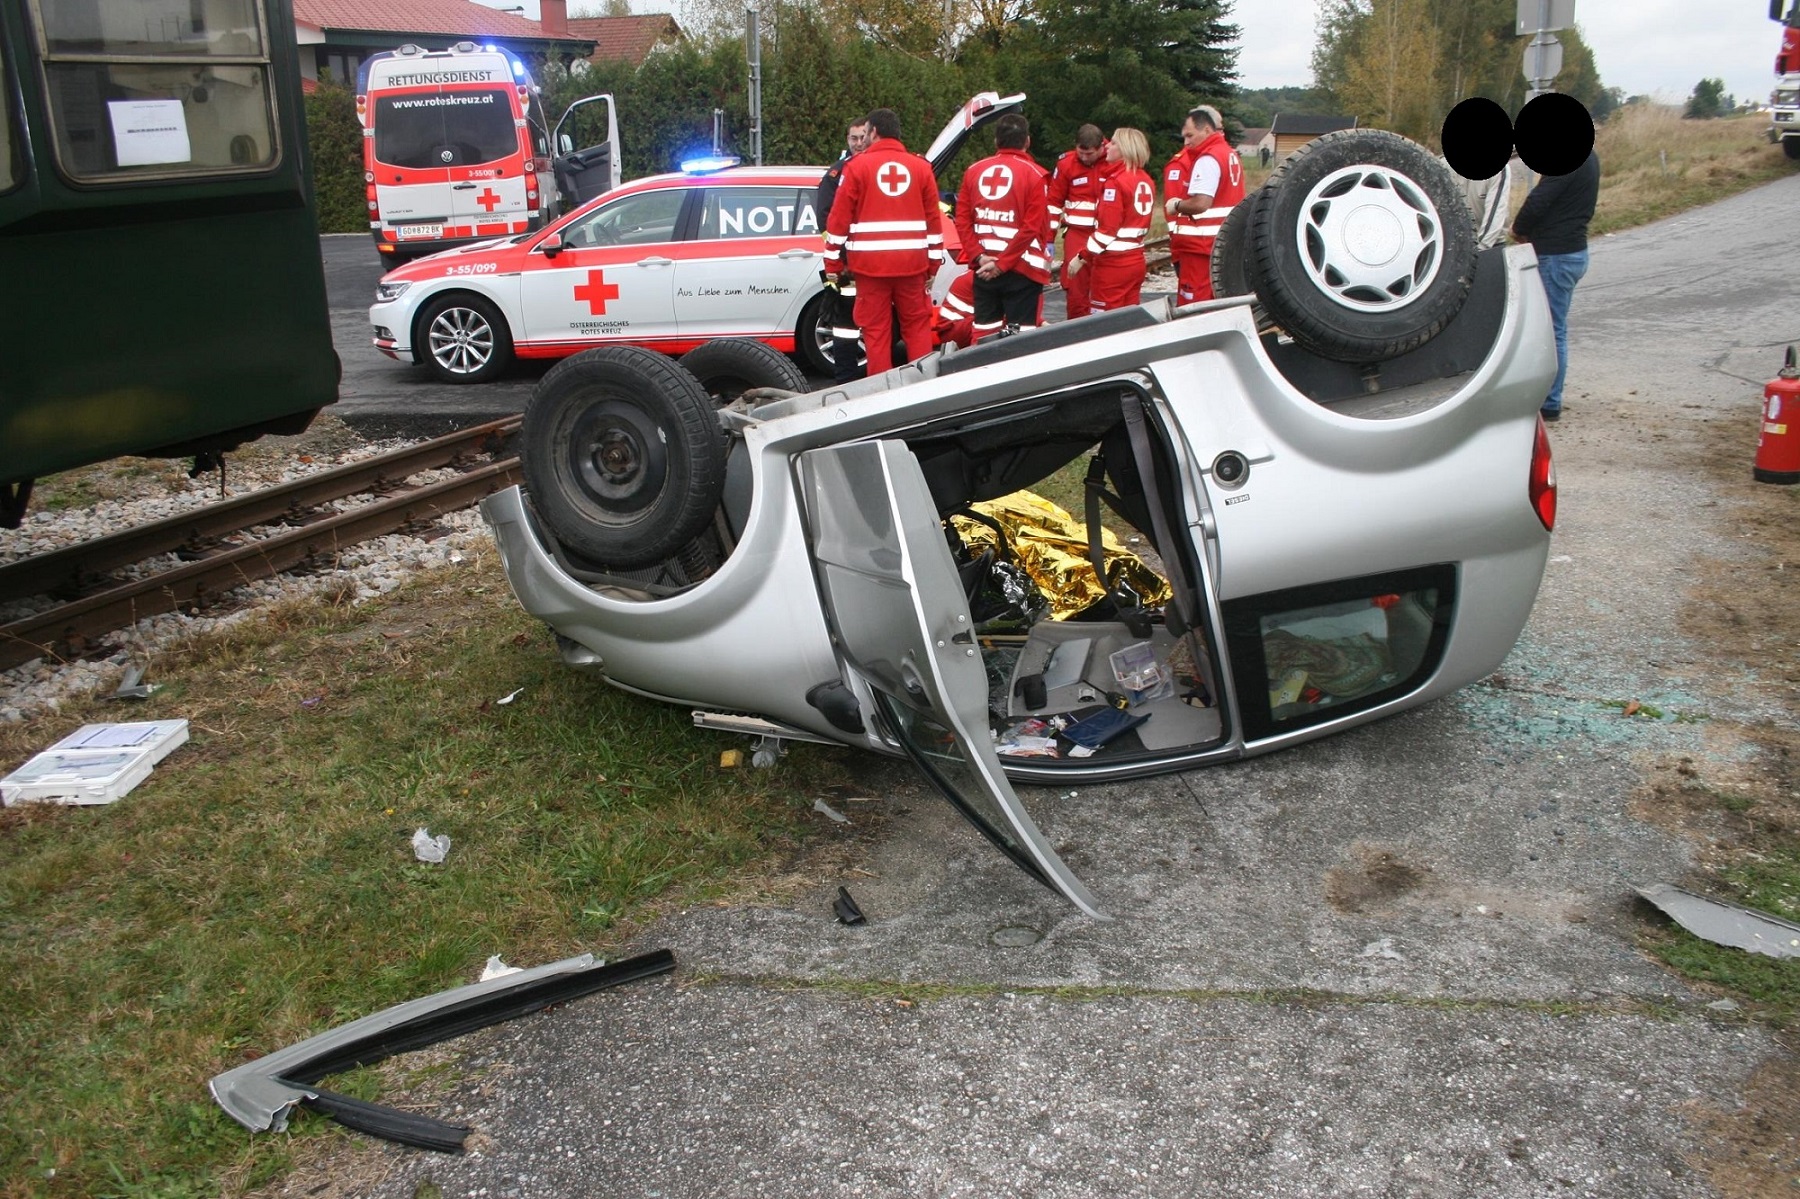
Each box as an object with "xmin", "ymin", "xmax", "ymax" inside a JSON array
[{"xmin": 617, "ymin": 165, "xmax": 827, "ymax": 192}]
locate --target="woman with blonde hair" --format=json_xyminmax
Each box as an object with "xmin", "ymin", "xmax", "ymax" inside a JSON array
[{"xmin": 1070, "ymin": 127, "xmax": 1155, "ymax": 312}]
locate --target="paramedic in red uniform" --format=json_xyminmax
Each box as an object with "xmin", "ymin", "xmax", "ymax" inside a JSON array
[
  {"xmin": 1046, "ymin": 124, "xmax": 1106, "ymax": 319},
  {"xmin": 954, "ymin": 112, "xmax": 1051, "ymax": 339},
  {"xmin": 823, "ymin": 108, "xmax": 944, "ymax": 374},
  {"xmin": 1072, "ymin": 128, "xmax": 1155, "ymax": 313},
  {"xmin": 933, "ymin": 269, "xmax": 978, "ymax": 349},
  {"xmin": 1165, "ymin": 105, "xmax": 1243, "ymax": 304}
]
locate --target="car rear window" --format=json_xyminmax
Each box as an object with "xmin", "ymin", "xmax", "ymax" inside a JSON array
[{"xmin": 373, "ymin": 88, "xmax": 517, "ymax": 168}]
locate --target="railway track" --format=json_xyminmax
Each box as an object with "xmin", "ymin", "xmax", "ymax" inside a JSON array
[{"xmin": 0, "ymin": 417, "xmax": 522, "ymax": 673}]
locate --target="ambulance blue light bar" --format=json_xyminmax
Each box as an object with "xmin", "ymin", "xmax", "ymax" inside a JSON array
[{"xmin": 681, "ymin": 155, "xmax": 742, "ymax": 175}]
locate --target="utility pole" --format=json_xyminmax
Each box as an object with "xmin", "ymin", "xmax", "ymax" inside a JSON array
[{"xmin": 746, "ymin": 4, "xmax": 763, "ymax": 165}]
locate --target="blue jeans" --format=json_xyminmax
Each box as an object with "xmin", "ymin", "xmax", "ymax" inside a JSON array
[{"xmin": 1537, "ymin": 249, "xmax": 1588, "ymax": 414}]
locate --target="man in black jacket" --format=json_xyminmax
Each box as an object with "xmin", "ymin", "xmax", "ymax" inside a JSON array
[
  {"xmin": 1512, "ymin": 150, "xmax": 1600, "ymax": 421},
  {"xmin": 815, "ymin": 119, "xmax": 870, "ymax": 382}
]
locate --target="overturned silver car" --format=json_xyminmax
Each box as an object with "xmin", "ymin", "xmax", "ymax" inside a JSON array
[{"xmin": 481, "ymin": 130, "xmax": 1559, "ymax": 916}]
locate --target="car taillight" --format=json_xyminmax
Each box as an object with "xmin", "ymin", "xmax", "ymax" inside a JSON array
[
  {"xmin": 367, "ymin": 182, "xmax": 379, "ymax": 219},
  {"xmin": 1529, "ymin": 416, "xmax": 1556, "ymax": 530}
]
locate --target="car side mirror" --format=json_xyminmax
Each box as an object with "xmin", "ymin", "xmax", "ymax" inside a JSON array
[
  {"xmin": 540, "ymin": 233, "xmax": 564, "ymax": 258},
  {"xmin": 558, "ymin": 133, "xmax": 574, "ymax": 155}
]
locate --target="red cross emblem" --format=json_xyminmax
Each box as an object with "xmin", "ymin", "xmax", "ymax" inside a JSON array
[
  {"xmin": 476, "ymin": 187, "xmax": 502, "ymax": 212},
  {"xmin": 1133, "ymin": 180, "xmax": 1155, "ymax": 217},
  {"xmin": 876, "ymin": 161, "xmax": 912, "ymax": 197},
  {"xmin": 977, "ymin": 164, "xmax": 1012, "ymax": 201},
  {"xmin": 573, "ymin": 269, "xmax": 621, "ymax": 315}
]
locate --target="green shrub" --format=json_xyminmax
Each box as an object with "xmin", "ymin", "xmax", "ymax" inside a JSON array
[{"xmin": 305, "ymin": 76, "xmax": 367, "ymax": 234}]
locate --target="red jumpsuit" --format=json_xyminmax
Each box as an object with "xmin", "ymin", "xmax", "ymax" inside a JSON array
[
  {"xmin": 934, "ymin": 269, "xmax": 977, "ymax": 349},
  {"xmin": 823, "ymin": 138, "xmax": 945, "ymax": 373},
  {"xmin": 955, "ymin": 146, "xmax": 1051, "ymax": 336},
  {"xmin": 1046, "ymin": 148, "xmax": 1104, "ymax": 319},
  {"xmin": 1084, "ymin": 163, "xmax": 1156, "ymax": 312},
  {"xmin": 1166, "ymin": 129, "xmax": 1243, "ymax": 304}
]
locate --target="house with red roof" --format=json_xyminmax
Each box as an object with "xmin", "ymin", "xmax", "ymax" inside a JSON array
[{"xmin": 294, "ymin": 0, "xmax": 681, "ymax": 91}]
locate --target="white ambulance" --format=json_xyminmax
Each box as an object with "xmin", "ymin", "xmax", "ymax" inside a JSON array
[{"xmin": 358, "ymin": 42, "xmax": 557, "ymax": 261}]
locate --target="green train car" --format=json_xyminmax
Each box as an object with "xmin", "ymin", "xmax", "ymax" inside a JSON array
[{"xmin": 0, "ymin": 0, "xmax": 339, "ymax": 526}]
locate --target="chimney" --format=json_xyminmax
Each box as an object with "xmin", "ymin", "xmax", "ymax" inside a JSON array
[{"xmin": 540, "ymin": 0, "xmax": 568, "ymax": 37}]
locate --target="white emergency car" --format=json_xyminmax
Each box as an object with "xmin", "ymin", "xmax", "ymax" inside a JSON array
[{"xmin": 369, "ymin": 93, "xmax": 1025, "ymax": 382}]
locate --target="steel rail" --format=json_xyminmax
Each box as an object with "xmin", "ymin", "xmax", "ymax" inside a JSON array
[
  {"xmin": 0, "ymin": 457, "xmax": 521, "ymax": 672},
  {"xmin": 0, "ymin": 416, "xmax": 521, "ymax": 604}
]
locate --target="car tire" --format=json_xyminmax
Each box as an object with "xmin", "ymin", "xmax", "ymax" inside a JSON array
[
  {"xmin": 796, "ymin": 292, "xmax": 837, "ymax": 377},
  {"xmin": 1209, "ymin": 186, "xmax": 1264, "ymax": 300},
  {"xmin": 681, "ymin": 338, "xmax": 808, "ymax": 403},
  {"xmin": 418, "ymin": 293, "xmax": 514, "ymax": 384},
  {"xmin": 1785, "ymin": 138, "xmax": 1800, "ymax": 161},
  {"xmin": 1245, "ymin": 129, "xmax": 1476, "ymax": 363},
  {"xmin": 521, "ymin": 346, "xmax": 726, "ymax": 568}
]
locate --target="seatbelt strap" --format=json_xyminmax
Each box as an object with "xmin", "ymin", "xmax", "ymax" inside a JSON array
[
  {"xmin": 1083, "ymin": 454, "xmax": 1111, "ymax": 592},
  {"xmin": 1121, "ymin": 395, "xmax": 1202, "ymax": 632}
]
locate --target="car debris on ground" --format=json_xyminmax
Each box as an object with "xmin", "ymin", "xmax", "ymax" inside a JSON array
[{"xmin": 208, "ymin": 949, "xmax": 676, "ymax": 1152}]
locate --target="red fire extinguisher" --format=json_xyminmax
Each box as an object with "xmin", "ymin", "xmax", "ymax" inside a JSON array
[{"xmin": 1756, "ymin": 346, "xmax": 1800, "ymax": 485}]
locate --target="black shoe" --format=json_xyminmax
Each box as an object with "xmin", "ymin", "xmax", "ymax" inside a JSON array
[{"xmin": 1540, "ymin": 408, "xmax": 1561, "ymax": 422}]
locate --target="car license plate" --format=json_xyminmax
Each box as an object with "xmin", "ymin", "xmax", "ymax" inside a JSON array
[{"xmin": 397, "ymin": 223, "xmax": 445, "ymax": 240}]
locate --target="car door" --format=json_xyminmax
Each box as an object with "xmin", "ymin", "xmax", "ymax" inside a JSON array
[
  {"xmin": 517, "ymin": 187, "xmax": 689, "ymax": 351},
  {"xmin": 675, "ymin": 185, "xmax": 823, "ymax": 339},
  {"xmin": 799, "ymin": 438, "xmax": 1105, "ymax": 918}
]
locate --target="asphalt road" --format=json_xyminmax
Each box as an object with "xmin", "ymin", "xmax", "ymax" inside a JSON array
[
  {"xmin": 282, "ymin": 179, "xmax": 1800, "ymax": 1199},
  {"xmin": 322, "ymin": 234, "xmax": 544, "ymax": 440}
]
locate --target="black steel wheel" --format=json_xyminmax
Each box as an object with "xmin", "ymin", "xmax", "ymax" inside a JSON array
[
  {"xmin": 418, "ymin": 293, "xmax": 514, "ymax": 384},
  {"xmin": 520, "ymin": 346, "xmax": 726, "ymax": 568},
  {"xmin": 1246, "ymin": 129, "xmax": 1476, "ymax": 363},
  {"xmin": 681, "ymin": 337, "xmax": 808, "ymax": 403}
]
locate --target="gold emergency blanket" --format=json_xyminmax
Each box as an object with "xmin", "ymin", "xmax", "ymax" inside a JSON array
[{"xmin": 951, "ymin": 490, "xmax": 1173, "ymax": 619}]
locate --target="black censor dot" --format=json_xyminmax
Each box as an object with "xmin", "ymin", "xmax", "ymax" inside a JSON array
[{"xmin": 1440, "ymin": 93, "xmax": 1596, "ymax": 180}]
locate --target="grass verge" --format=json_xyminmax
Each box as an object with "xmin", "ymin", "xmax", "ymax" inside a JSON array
[
  {"xmin": 0, "ymin": 554, "xmax": 852, "ymax": 1198},
  {"xmin": 1591, "ymin": 107, "xmax": 1799, "ymax": 237}
]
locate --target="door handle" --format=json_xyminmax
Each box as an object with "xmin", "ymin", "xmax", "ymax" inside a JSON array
[
  {"xmin": 777, "ymin": 248, "xmax": 817, "ymax": 259},
  {"xmin": 452, "ymin": 183, "xmax": 478, "ymax": 190},
  {"xmin": 636, "ymin": 257, "xmax": 674, "ymax": 267}
]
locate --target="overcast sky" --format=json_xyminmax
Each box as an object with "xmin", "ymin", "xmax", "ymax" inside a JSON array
[
  {"xmin": 495, "ymin": 0, "xmax": 1786, "ymax": 109},
  {"xmin": 1233, "ymin": 0, "xmax": 1782, "ymax": 108}
]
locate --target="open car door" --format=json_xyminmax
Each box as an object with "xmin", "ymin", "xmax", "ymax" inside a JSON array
[
  {"xmin": 925, "ymin": 92, "xmax": 1027, "ymax": 178},
  {"xmin": 800, "ymin": 439, "xmax": 1105, "ymax": 918}
]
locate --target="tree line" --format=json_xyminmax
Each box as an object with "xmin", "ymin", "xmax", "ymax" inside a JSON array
[
  {"xmin": 1309, "ymin": 0, "xmax": 1617, "ymax": 142},
  {"xmin": 305, "ymin": 0, "xmax": 1650, "ymax": 236}
]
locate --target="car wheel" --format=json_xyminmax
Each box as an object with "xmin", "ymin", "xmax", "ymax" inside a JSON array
[
  {"xmin": 680, "ymin": 338, "xmax": 808, "ymax": 403},
  {"xmin": 1785, "ymin": 138, "xmax": 1800, "ymax": 161},
  {"xmin": 1245, "ymin": 129, "xmax": 1476, "ymax": 363},
  {"xmin": 418, "ymin": 294, "xmax": 514, "ymax": 384},
  {"xmin": 796, "ymin": 293, "xmax": 837, "ymax": 377},
  {"xmin": 520, "ymin": 346, "xmax": 727, "ymax": 568},
  {"xmin": 1209, "ymin": 186, "xmax": 1264, "ymax": 300}
]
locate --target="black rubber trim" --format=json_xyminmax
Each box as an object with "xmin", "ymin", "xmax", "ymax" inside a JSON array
[
  {"xmin": 298, "ymin": 1086, "xmax": 472, "ymax": 1153},
  {"xmin": 283, "ymin": 950, "xmax": 676, "ymax": 1085},
  {"xmin": 281, "ymin": 949, "xmax": 676, "ymax": 1152},
  {"xmin": 937, "ymin": 305, "xmax": 1159, "ymax": 376}
]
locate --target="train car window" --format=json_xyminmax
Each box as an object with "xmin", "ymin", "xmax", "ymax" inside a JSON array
[
  {"xmin": 28, "ymin": 0, "xmax": 278, "ymax": 182},
  {"xmin": 1, "ymin": 33, "xmax": 19, "ymax": 193}
]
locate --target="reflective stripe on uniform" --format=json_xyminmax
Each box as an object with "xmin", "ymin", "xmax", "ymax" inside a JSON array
[
  {"xmin": 846, "ymin": 238, "xmax": 930, "ymax": 250},
  {"xmin": 848, "ymin": 219, "xmax": 927, "ymax": 233}
]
